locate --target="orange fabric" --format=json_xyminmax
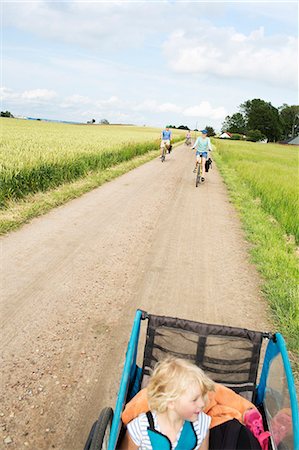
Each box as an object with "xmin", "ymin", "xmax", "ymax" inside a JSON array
[{"xmin": 121, "ymin": 384, "xmax": 255, "ymax": 429}]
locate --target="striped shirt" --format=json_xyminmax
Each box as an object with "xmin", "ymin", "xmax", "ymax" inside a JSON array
[{"xmin": 127, "ymin": 411, "xmax": 211, "ymax": 449}]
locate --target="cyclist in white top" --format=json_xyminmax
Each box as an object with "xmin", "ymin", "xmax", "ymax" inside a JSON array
[{"xmin": 192, "ymin": 130, "xmax": 212, "ymax": 181}]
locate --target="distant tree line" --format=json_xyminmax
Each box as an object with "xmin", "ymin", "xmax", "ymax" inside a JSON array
[
  {"xmin": 221, "ymin": 99, "xmax": 299, "ymax": 142},
  {"xmin": 168, "ymin": 124, "xmax": 216, "ymax": 136},
  {"xmin": 168, "ymin": 124, "xmax": 190, "ymax": 130},
  {"xmin": 1, "ymin": 111, "xmax": 14, "ymax": 118}
]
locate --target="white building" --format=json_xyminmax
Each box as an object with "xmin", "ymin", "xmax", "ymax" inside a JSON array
[{"xmin": 219, "ymin": 132, "xmax": 232, "ymax": 139}]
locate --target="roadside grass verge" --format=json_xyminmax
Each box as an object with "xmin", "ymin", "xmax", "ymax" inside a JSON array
[
  {"xmin": 0, "ymin": 145, "xmax": 176, "ymax": 235},
  {"xmin": 213, "ymin": 143, "xmax": 298, "ymax": 376},
  {"xmin": 214, "ymin": 140, "xmax": 298, "ymax": 243}
]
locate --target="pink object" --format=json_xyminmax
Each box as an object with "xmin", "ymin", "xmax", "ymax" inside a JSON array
[
  {"xmin": 271, "ymin": 410, "xmax": 292, "ymax": 446},
  {"xmin": 243, "ymin": 409, "xmax": 271, "ymax": 450}
]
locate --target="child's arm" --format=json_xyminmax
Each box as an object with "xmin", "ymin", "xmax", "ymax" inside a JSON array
[
  {"xmin": 200, "ymin": 430, "xmax": 209, "ymax": 450},
  {"xmin": 119, "ymin": 430, "xmax": 139, "ymax": 450}
]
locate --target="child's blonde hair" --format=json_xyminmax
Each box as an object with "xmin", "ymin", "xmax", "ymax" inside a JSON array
[{"xmin": 147, "ymin": 357, "xmax": 215, "ymax": 413}]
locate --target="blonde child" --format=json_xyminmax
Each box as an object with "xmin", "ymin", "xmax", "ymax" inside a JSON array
[{"xmin": 120, "ymin": 357, "xmax": 215, "ymax": 450}]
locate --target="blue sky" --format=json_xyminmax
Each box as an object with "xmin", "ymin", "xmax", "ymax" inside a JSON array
[{"xmin": 1, "ymin": 0, "xmax": 298, "ymax": 131}]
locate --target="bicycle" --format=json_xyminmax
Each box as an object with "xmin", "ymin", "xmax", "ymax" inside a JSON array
[
  {"xmin": 161, "ymin": 144, "xmax": 166, "ymax": 162},
  {"xmin": 160, "ymin": 141, "xmax": 171, "ymax": 162},
  {"xmin": 195, "ymin": 156, "xmax": 204, "ymax": 187}
]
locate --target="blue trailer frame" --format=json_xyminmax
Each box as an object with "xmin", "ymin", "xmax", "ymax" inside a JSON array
[{"xmin": 85, "ymin": 310, "xmax": 298, "ymax": 450}]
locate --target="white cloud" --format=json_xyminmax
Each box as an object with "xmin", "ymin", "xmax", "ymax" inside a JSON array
[
  {"xmin": 183, "ymin": 102, "xmax": 227, "ymax": 120},
  {"xmin": 133, "ymin": 100, "xmax": 182, "ymax": 114},
  {"xmin": 158, "ymin": 103, "xmax": 182, "ymax": 113},
  {"xmin": 21, "ymin": 89, "xmax": 57, "ymax": 101},
  {"xmin": 1, "ymin": 87, "xmax": 18, "ymax": 100},
  {"xmin": 2, "ymin": 0, "xmax": 297, "ymax": 130},
  {"xmin": 3, "ymin": 1, "xmax": 162, "ymax": 50},
  {"xmin": 133, "ymin": 100, "xmax": 158, "ymax": 113},
  {"xmin": 63, "ymin": 95, "xmax": 91, "ymax": 105},
  {"xmin": 97, "ymin": 96, "xmax": 121, "ymax": 107},
  {"xmin": 1, "ymin": 87, "xmax": 57, "ymax": 102},
  {"xmin": 133, "ymin": 98, "xmax": 227, "ymax": 120},
  {"xmin": 2, "ymin": 85, "xmax": 227, "ymax": 125},
  {"xmin": 163, "ymin": 25, "xmax": 298, "ymax": 88},
  {"xmin": 4, "ymin": 1, "xmax": 297, "ymax": 61}
]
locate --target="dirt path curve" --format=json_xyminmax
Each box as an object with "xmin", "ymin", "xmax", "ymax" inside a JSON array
[{"xmin": 0, "ymin": 145, "xmax": 271, "ymax": 450}]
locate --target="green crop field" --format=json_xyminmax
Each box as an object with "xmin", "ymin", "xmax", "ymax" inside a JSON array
[
  {"xmin": 0, "ymin": 118, "xmax": 184, "ymax": 207},
  {"xmin": 214, "ymin": 139, "xmax": 299, "ymax": 367},
  {"xmin": 215, "ymin": 139, "xmax": 299, "ymax": 243}
]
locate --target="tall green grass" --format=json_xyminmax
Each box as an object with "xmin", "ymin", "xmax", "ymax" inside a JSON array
[
  {"xmin": 213, "ymin": 139, "xmax": 299, "ymax": 370},
  {"xmin": 215, "ymin": 140, "xmax": 299, "ymax": 243},
  {"xmin": 0, "ymin": 119, "xmax": 184, "ymax": 207}
]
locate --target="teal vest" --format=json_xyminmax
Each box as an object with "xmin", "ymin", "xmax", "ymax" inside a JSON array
[{"xmin": 146, "ymin": 411, "xmax": 197, "ymax": 450}]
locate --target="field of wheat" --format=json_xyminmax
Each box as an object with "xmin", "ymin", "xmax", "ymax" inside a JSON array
[{"xmin": 0, "ymin": 119, "xmax": 184, "ymax": 207}]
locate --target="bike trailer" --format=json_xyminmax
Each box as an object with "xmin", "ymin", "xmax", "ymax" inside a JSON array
[{"xmin": 84, "ymin": 310, "xmax": 298, "ymax": 450}]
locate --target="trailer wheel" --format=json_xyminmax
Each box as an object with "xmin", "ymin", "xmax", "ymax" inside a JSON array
[{"xmin": 88, "ymin": 407, "xmax": 113, "ymax": 450}]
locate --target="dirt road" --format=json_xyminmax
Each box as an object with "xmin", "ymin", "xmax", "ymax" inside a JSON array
[{"xmin": 0, "ymin": 145, "xmax": 271, "ymax": 449}]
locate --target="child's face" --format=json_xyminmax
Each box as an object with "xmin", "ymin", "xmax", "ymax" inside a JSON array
[{"xmin": 173, "ymin": 382, "xmax": 205, "ymax": 421}]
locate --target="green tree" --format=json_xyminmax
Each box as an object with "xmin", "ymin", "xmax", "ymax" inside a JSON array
[
  {"xmin": 1, "ymin": 111, "xmax": 14, "ymax": 118},
  {"xmin": 246, "ymin": 129, "xmax": 266, "ymax": 142},
  {"xmin": 231, "ymin": 133, "xmax": 244, "ymax": 140},
  {"xmin": 221, "ymin": 115, "xmax": 231, "ymax": 133},
  {"xmin": 228, "ymin": 113, "xmax": 246, "ymax": 134},
  {"xmin": 240, "ymin": 99, "xmax": 282, "ymax": 142},
  {"xmin": 205, "ymin": 126, "xmax": 216, "ymax": 136},
  {"xmin": 221, "ymin": 113, "xmax": 246, "ymax": 134},
  {"xmin": 100, "ymin": 119, "xmax": 110, "ymax": 125},
  {"xmin": 279, "ymin": 104, "xmax": 299, "ymax": 140}
]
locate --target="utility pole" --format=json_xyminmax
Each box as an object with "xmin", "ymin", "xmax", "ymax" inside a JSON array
[
  {"xmin": 291, "ymin": 113, "xmax": 299, "ymax": 138},
  {"xmin": 195, "ymin": 121, "xmax": 198, "ymax": 141}
]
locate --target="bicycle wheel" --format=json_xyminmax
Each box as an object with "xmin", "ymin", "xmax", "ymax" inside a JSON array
[
  {"xmin": 196, "ymin": 163, "xmax": 202, "ymax": 187},
  {"xmin": 161, "ymin": 147, "xmax": 166, "ymax": 162},
  {"xmin": 88, "ymin": 407, "xmax": 113, "ymax": 450}
]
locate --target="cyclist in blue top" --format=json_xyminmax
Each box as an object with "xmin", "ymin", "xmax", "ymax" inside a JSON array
[
  {"xmin": 160, "ymin": 126, "xmax": 172, "ymax": 158},
  {"xmin": 192, "ymin": 130, "xmax": 212, "ymax": 181}
]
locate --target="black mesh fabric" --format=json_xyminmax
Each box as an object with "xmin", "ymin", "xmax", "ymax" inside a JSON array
[{"xmin": 141, "ymin": 314, "xmax": 265, "ymax": 401}]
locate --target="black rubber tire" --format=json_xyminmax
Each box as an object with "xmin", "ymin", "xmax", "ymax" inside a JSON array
[
  {"xmin": 196, "ymin": 165, "xmax": 201, "ymax": 187},
  {"xmin": 89, "ymin": 407, "xmax": 113, "ymax": 450},
  {"xmin": 84, "ymin": 421, "xmax": 97, "ymax": 450}
]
